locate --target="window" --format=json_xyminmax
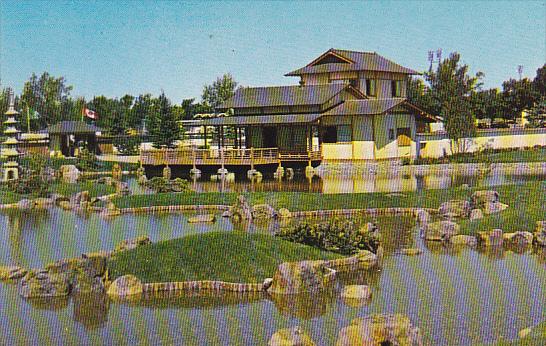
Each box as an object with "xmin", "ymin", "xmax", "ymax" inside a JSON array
[
  {"xmin": 391, "ymin": 80, "xmax": 402, "ymax": 97},
  {"xmin": 366, "ymin": 79, "xmax": 376, "ymax": 96},
  {"xmin": 337, "ymin": 125, "xmax": 352, "ymax": 142},
  {"xmin": 322, "ymin": 125, "xmax": 352, "ymax": 143},
  {"xmin": 322, "ymin": 126, "xmax": 338, "ymax": 143},
  {"xmin": 388, "ymin": 128, "xmax": 395, "ymax": 141},
  {"xmin": 397, "ymin": 127, "xmax": 412, "ymax": 146},
  {"xmin": 329, "ymin": 78, "xmax": 358, "ymax": 88}
]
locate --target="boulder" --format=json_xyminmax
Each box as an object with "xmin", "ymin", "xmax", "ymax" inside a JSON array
[
  {"xmin": 106, "ymin": 275, "xmax": 143, "ymax": 297},
  {"xmin": 358, "ymin": 222, "xmax": 379, "ymax": 234},
  {"xmin": 449, "ymin": 235, "xmax": 478, "ymax": 246},
  {"xmin": 221, "ymin": 210, "xmax": 232, "ymax": 218},
  {"xmin": 60, "ymin": 165, "xmax": 80, "ymax": 183},
  {"xmin": 336, "ymin": 314, "xmax": 423, "ymax": 346},
  {"xmin": 33, "ymin": 198, "xmax": 54, "ymax": 209},
  {"xmin": 262, "ymin": 278, "xmax": 274, "ymax": 291},
  {"xmin": 71, "ymin": 191, "xmax": 90, "ymax": 208},
  {"xmin": 19, "ymin": 269, "xmax": 71, "ymax": 298},
  {"xmin": 341, "ymin": 285, "xmax": 372, "ymax": 300},
  {"xmin": 51, "ymin": 193, "xmax": 69, "ymax": 204},
  {"xmin": 477, "ymin": 229, "xmax": 504, "ymax": 246},
  {"xmin": 415, "ymin": 209, "xmax": 430, "ymax": 231},
  {"xmin": 482, "ymin": 202, "xmax": 508, "ymax": 215},
  {"xmin": 503, "ymin": 231, "xmax": 534, "ymax": 246},
  {"xmin": 438, "ymin": 199, "xmax": 471, "ymax": 218},
  {"xmin": 97, "ymin": 176, "xmax": 115, "ymax": 186},
  {"xmin": 471, "ymin": 190, "xmax": 499, "ymax": 207},
  {"xmin": 469, "ymin": 209, "xmax": 484, "ymax": 220},
  {"xmin": 252, "ymin": 204, "xmax": 277, "ymax": 219},
  {"xmin": 423, "ymin": 221, "xmax": 460, "ymax": 241},
  {"xmin": 534, "ymin": 221, "xmax": 546, "ymax": 247},
  {"xmin": 45, "ymin": 255, "xmax": 107, "ymax": 294},
  {"xmin": 278, "ymin": 208, "xmax": 292, "ymax": 218},
  {"xmin": 0, "ymin": 265, "xmax": 27, "ymax": 280},
  {"xmin": 268, "ymin": 326, "xmax": 316, "ymax": 346},
  {"xmin": 114, "ymin": 236, "xmax": 152, "ymax": 253},
  {"xmin": 231, "ymin": 195, "xmax": 253, "ymax": 221},
  {"xmin": 16, "ymin": 199, "xmax": 33, "ymax": 210},
  {"xmin": 188, "ymin": 214, "xmax": 216, "ymax": 223},
  {"xmin": 58, "ymin": 201, "xmax": 72, "ymax": 210},
  {"xmin": 400, "ymin": 248, "xmax": 423, "ymax": 256},
  {"xmin": 268, "ymin": 261, "xmax": 336, "ymax": 295}
]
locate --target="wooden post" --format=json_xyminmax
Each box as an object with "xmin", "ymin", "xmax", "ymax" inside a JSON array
[
  {"xmin": 203, "ymin": 126, "xmax": 207, "ymax": 149},
  {"xmin": 250, "ymin": 147, "xmax": 254, "ymax": 170}
]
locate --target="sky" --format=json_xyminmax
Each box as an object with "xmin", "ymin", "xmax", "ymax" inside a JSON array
[{"xmin": 1, "ymin": 1, "xmax": 545, "ymax": 103}]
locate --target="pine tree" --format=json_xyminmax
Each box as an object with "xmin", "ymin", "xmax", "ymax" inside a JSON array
[{"xmin": 149, "ymin": 92, "xmax": 181, "ymax": 148}]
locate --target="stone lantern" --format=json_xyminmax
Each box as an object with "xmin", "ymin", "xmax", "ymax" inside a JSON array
[{"xmin": 1, "ymin": 90, "xmax": 20, "ymax": 181}]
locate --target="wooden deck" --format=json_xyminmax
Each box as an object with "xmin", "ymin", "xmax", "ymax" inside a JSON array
[{"xmin": 140, "ymin": 147, "xmax": 322, "ymax": 166}]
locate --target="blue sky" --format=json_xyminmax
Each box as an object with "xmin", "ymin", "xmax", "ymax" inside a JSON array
[{"xmin": 1, "ymin": 1, "xmax": 544, "ymax": 102}]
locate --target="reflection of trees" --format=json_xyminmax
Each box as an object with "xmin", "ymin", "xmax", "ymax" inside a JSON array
[
  {"xmin": 4, "ymin": 210, "xmax": 51, "ymax": 266},
  {"xmin": 24, "ymin": 296, "xmax": 69, "ymax": 311},
  {"xmin": 73, "ymin": 293, "xmax": 110, "ymax": 330}
]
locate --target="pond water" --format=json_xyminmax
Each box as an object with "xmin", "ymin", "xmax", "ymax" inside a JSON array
[
  {"xmin": 0, "ymin": 209, "xmax": 544, "ymax": 345},
  {"xmin": 151, "ymin": 172, "xmax": 546, "ymax": 194}
]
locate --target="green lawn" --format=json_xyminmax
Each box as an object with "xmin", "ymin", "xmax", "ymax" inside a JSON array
[
  {"xmin": 107, "ymin": 232, "xmax": 343, "ymax": 283},
  {"xmin": 0, "ymin": 157, "xmax": 140, "ymax": 172},
  {"xmin": 111, "ymin": 181, "xmax": 545, "ymax": 234},
  {"xmin": 414, "ymin": 147, "xmax": 546, "ymax": 165},
  {"xmin": 0, "ymin": 190, "xmax": 26, "ymax": 204},
  {"xmin": 0, "ymin": 181, "xmax": 116, "ymax": 204}
]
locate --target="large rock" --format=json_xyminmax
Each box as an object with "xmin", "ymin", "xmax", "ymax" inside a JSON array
[
  {"xmin": 114, "ymin": 236, "xmax": 151, "ymax": 253},
  {"xmin": 268, "ymin": 326, "xmax": 316, "ymax": 346},
  {"xmin": 482, "ymin": 202, "xmax": 508, "ymax": 215},
  {"xmin": 503, "ymin": 231, "xmax": 534, "ymax": 246},
  {"xmin": 278, "ymin": 208, "xmax": 292, "ymax": 218},
  {"xmin": 106, "ymin": 275, "xmax": 143, "ymax": 297},
  {"xmin": 252, "ymin": 204, "xmax": 277, "ymax": 219},
  {"xmin": 45, "ymin": 255, "xmax": 107, "ymax": 294},
  {"xmin": 230, "ymin": 195, "xmax": 253, "ymax": 221},
  {"xmin": 268, "ymin": 261, "xmax": 336, "ymax": 295},
  {"xmin": 60, "ymin": 165, "xmax": 80, "ymax": 183},
  {"xmin": 336, "ymin": 314, "xmax": 422, "ymax": 346},
  {"xmin": 423, "ymin": 221, "xmax": 460, "ymax": 241},
  {"xmin": 16, "ymin": 199, "xmax": 33, "ymax": 211},
  {"xmin": 477, "ymin": 229, "xmax": 504, "ymax": 246},
  {"xmin": 449, "ymin": 235, "xmax": 478, "ymax": 246},
  {"xmin": 0, "ymin": 265, "xmax": 27, "ymax": 280},
  {"xmin": 19, "ymin": 270, "xmax": 71, "ymax": 298},
  {"xmin": 469, "ymin": 209, "xmax": 484, "ymax": 220},
  {"xmin": 70, "ymin": 191, "xmax": 90, "ymax": 208},
  {"xmin": 471, "ymin": 190, "xmax": 499, "ymax": 207},
  {"xmin": 415, "ymin": 209, "xmax": 430, "ymax": 231},
  {"xmin": 400, "ymin": 248, "xmax": 423, "ymax": 256},
  {"xmin": 33, "ymin": 198, "xmax": 54, "ymax": 209},
  {"xmin": 438, "ymin": 200, "xmax": 471, "ymax": 218},
  {"xmin": 534, "ymin": 221, "xmax": 546, "ymax": 247}
]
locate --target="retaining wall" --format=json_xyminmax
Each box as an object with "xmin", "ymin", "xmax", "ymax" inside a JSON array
[{"xmin": 291, "ymin": 207, "xmax": 437, "ymax": 218}]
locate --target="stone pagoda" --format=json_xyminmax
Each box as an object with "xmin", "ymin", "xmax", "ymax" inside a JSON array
[{"xmin": 1, "ymin": 90, "xmax": 21, "ymax": 181}]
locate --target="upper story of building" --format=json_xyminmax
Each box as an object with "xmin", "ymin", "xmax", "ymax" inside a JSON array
[
  {"xmin": 217, "ymin": 49, "xmax": 421, "ymax": 116},
  {"xmin": 285, "ymin": 48, "xmax": 420, "ymax": 99}
]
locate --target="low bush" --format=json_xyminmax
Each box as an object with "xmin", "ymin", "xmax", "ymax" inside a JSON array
[
  {"xmin": 276, "ymin": 219, "xmax": 380, "ymax": 255},
  {"xmin": 145, "ymin": 177, "xmax": 190, "ymax": 193}
]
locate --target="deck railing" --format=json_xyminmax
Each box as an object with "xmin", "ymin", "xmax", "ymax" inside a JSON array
[{"xmin": 140, "ymin": 147, "xmax": 322, "ymax": 166}]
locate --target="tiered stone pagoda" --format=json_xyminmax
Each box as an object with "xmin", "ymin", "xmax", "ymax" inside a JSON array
[{"xmin": 1, "ymin": 90, "xmax": 21, "ymax": 181}]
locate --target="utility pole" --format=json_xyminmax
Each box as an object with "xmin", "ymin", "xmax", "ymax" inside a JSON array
[{"xmin": 517, "ymin": 65, "xmax": 523, "ymax": 80}]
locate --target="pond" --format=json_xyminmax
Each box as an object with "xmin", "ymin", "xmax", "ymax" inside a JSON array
[
  {"xmin": 0, "ymin": 209, "xmax": 544, "ymax": 345},
  {"xmin": 146, "ymin": 172, "xmax": 546, "ymax": 194}
]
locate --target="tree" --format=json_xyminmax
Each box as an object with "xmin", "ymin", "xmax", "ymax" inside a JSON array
[
  {"xmin": 422, "ymin": 52, "xmax": 483, "ymax": 153},
  {"xmin": 470, "ymin": 88, "xmax": 505, "ymax": 124},
  {"xmin": 20, "ymin": 72, "xmax": 73, "ymax": 130},
  {"xmin": 202, "ymin": 73, "xmax": 238, "ymax": 110},
  {"xmin": 148, "ymin": 92, "xmax": 181, "ymax": 148},
  {"xmin": 501, "ymin": 78, "xmax": 538, "ymax": 121}
]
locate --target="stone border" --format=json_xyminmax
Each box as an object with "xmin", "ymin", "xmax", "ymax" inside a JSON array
[
  {"xmin": 291, "ymin": 207, "xmax": 438, "ymax": 218},
  {"xmin": 115, "ymin": 204, "xmax": 230, "ymax": 215}
]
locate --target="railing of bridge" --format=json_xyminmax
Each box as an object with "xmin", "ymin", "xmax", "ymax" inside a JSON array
[{"xmin": 140, "ymin": 147, "xmax": 322, "ymax": 166}]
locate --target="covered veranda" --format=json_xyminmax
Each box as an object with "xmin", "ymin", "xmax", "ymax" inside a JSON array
[{"xmin": 140, "ymin": 114, "xmax": 323, "ymax": 167}]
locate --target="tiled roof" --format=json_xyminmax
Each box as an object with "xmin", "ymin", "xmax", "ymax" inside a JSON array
[
  {"xmin": 323, "ymin": 98, "xmax": 407, "ymax": 116},
  {"xmin": 286, "ymin": 49, "xmax": 420, "ymax": 76},
  {"xmin": 218, "ymin": 84, "xmax": 348, "ymax": 109},
  {"xmin": 46, "ymin": 121, "xmax": 102, "ymax": 134}
]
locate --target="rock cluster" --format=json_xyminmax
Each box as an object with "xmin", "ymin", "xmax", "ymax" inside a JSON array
[
  {"xmin": 106, "ymin": 275, "xmax": 143, "ymax": 298},
  {"xmin": 534, "ymin": 221, "xmax": 546, "ymax": 246},
  {"xmin": 230, "ymin": 195, "xmax": 253, "ymax": 221},
  {"xmin": 252, "ymin": 204, "xmax": 277, "ymax": 219},
  {"xmin": 0, "ymin": 266, "xmax": 27, "ymax": 280},
  {"xmin": 336, "ymin": 313, "xmax": 422, "ymax": 346},
  {"xmin": 113, "ymin": 236, "xmax": 152, "ymax": 254},
  {"xmin": 19, "ymin": 252, "xmax": 109, "ymax": 298},
  {"xmin": 59, "ymin": 165, "xmax": 80, "ymax": 183},
  {"xmin": 439, "ymin": 199, "xmax": 471, "ymax": 218},
  {"xmin": 477, "ymin": 229, "xmax": 504, "ymax": 246},
  {"xmin": 423, "ymin": 220, "xmax": 460, "ymax": 241},
  {"xmin": 268, "ymin": 260, "xmax": 337, "ymax": 295}
]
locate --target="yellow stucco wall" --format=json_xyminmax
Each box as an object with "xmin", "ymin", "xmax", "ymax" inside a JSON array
[{"xmin": 419, "ymin": 132, "xmax": 546, "ymax": 158}]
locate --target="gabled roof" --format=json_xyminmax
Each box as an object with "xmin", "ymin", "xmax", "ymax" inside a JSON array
[
  {"xmin": 286, "ymin": 49, "xmax": 420, "ymax": 76},
  {"xmin": 46, "ymin": 121, "xmax": 102, "ymax": 134},
  {"xmin": 218, "ymin": 83, "xmax": 361, "ymax": 110},
  {"xmin": 323, "ymin": 98, "xmax": 439, "ymax": 122}
]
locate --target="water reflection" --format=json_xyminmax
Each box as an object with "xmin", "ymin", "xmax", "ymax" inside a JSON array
[{"xmin": 150, "ymin": 172, "xmax": 546, "ymax": 194}]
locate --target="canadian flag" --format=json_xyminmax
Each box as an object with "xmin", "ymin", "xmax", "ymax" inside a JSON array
[{"xmin": 83, "ymin": 108, "xmax": 98, "ymax": 120}]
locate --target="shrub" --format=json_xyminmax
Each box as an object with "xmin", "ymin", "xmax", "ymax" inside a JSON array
[
  {"xmin": 145, "ymin": 177, "xmax": 190, "ymax": 193},
  {"xmin": 276, "ymin": 219, "xmax": 380, "ymax": 255}
]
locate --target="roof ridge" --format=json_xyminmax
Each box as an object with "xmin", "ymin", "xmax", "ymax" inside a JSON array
[{"xmin": 332, "ymin": 48, "xmax": 376, "ymax": 55}]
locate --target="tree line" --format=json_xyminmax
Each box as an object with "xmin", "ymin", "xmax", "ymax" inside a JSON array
[{"xmin": 0, "ymin": 73, "xmax": 239, "ymax": 153}]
